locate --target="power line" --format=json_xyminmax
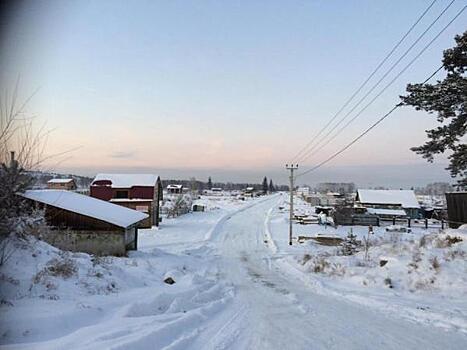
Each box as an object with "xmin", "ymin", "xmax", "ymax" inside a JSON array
[
  {"xmin": 290, "ymin": 0, "xmax": 439, "ymax": 163},
  {"xmin": 296, "ymin": 0, "xmax": 458, "ymax": 164},
  {"xmin": 301, "ymin": 0, "xmax": 455, "ymax": 162},
  {"xmin": 301, "ymin": 0, "xmax": 467, "ymax": 162},
  {"xmin": 295, "ymin": 64, "xmax": 444, "ymax": 178}
]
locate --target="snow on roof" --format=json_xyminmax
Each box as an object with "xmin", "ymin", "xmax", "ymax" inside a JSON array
[
  {"xmin": 22, "ymin": 190, "xmax": 148, "ymax": 228},
  {"xmin": 357, "ymin": 189, "xmax": 420, "ymax": 208},
  {"xmin": 47, "ymin": 178, "xmax": 74, "ymax": 184},
  {"xmin": 109, "ymin": 198, "xmax": 152, "ymax": 203},
  {"xmin": 366, "ymin": 208, "xmax": 407, "ymax": 216},
  {"xmin": 92, "ymin": 174, "xmax": 158, "ymax": 188},
  {"xmin": 167, "ymin": 184, "xmax": 183, "ymax": 189}
]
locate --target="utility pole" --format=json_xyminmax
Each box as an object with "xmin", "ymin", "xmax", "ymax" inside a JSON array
[{"xmin": 285, "ymin": 164, "xmax": 298, "ymax": 245}]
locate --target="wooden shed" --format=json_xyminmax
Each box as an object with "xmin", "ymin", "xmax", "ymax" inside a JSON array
[
  {"xmin": 445, "ymin": 192, "xmax": 467, "ymax": 228},
  {"xmin": 22, "ymin": 190, "xmax": 149, "ymax": 256}
]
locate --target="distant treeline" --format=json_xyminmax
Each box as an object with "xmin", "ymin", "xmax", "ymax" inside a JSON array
[
  {"xmin": 28, "ymin": 171, "xmax": 289, "ymax": 192},
  {"xmin": 161, "ymin": 179, "xmax": 289, "ymax": 192}
]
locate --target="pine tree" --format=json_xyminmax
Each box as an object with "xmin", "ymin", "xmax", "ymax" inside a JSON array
[
  {"xmin": 401, "ymin": 31, "xmax": 467, "ymax": 188},
  {"xmin": 341, "ymin": 231, "xmax": 359, "ymax": 256},
  {"xmin": 262, "ymin": 177, "xmax": 268, "ymax": 194},
  {"xmin": 268, "ymin": 179, "xmax": 275, "ymax": 193},
  {"xmin": 207, "ymin": 177, "xmax": 212, "ymax": 190}
]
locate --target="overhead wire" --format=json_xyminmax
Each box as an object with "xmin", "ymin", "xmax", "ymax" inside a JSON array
[
  {"xmin": 296, "ymin": 0, "xmax": 458, "ymax": 164},
  {"xmin": 295, "ymin": 64, "xmax": 445, "ymax": 178},
  {"xmin": 290, "ymin": 0, "xmax": 439, "ymax": 163}
]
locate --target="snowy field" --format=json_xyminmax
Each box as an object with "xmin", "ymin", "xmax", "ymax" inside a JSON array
[{"xmin": 1, "ymin": 193, "xmax": 466, "ymax": 349}]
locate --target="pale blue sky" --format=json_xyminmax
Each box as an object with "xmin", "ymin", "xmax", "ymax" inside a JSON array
[{"xmin": 1, "ymin": 0, "xmax": 465, "ymax": 186}]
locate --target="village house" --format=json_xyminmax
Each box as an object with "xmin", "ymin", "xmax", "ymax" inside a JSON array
[
  {"xmin": 47, "ymin": 178, "xmax": 77, "ymax": 191},
  {"xmin": 167, "ymin": 184, "xmax": 183, "ymax": 194},
  {"xmin": 356, "ymin": 189, "xmax": 420, "ymax": 219},
  {"xmin": 297, "ymin": 186, "xmax": 311, "ymax": 197},
  {"xmin": 21, "ymin": 190, "xmax": 148, "ymax": 256},
  {"xmin": 244, "ymin": 187, "xmax": 255, "ymax": 197},
  {"xmin": 90, "ymin": 174, "xmax": 162, "ymax": 228}
]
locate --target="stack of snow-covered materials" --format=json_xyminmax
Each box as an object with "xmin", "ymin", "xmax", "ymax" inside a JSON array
[
  {"xmin": 21, "ymin": 190, "xmax": 148, "ymax": 256},
  {"xmin": 356, "ymin": 189, "xmax": 420, "ymax": 219}
]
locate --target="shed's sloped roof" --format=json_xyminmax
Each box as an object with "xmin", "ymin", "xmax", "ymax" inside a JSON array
[
  {"xmin": 357, "ymin": 189, "xmax": 420, "ymax": 208},
  {"xmin": 22, "ymin": 190, "xmax": 148, "ymax": 228},
  {"xmin": 92, "ymin": 174, "xmax": 158, "ymax": 188}
]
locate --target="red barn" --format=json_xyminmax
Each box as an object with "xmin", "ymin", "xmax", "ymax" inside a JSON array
[{"xmin": 90, "ymin": 174, "xmax": 162, "ymax": 228}]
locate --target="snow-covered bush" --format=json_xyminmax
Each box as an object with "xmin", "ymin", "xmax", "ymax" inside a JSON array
[{"xmin": 163, "ymin": 194, "xmax": 193, "ymax": 218}]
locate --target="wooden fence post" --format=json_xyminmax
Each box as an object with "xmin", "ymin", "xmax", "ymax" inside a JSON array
[
  {"xmin": 425, "ymin": 218, "xmax": 428, "ymax": 229},
  {"xmin": 408, "ymin": 218, "xmax": 411, "ymax": 228},
  {"xmin": 392, "ymin": 216, "xmax": 396, "ymax": 225},
  {"xmin": 441, "ymin": 219, "xmax": 444, "ymax": 229}
]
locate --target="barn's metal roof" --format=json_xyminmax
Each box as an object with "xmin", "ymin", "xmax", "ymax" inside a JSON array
[{"xmin": 22, "ymin": 190, "xmax": 148, "ymax": 228}]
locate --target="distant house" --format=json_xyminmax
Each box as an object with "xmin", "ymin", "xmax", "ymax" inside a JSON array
[
  {"xmin": 47, "ymin": 178, "xmax": 77, "ymax": 191},
  {"xmin": 167, "ymin": 184, "xmax": 183, "ymax": 194},
  {"xmin": 90, "ymin": 174, "xmax": 162, "ymax": 228},
  {"xmin": 244, "ymin": 187, "xmax": 255, "ymax": 197},
  {"xmin": 21, "ymin": 190, "xmax": 148, "ymax": 256},
  {"xmin": 304, "ymin": 194, "xmax": 321, "ymax": 206},
  {"xmin": 356, "ymin": 189, "xmax": 420, "ymax": 219},
  {"xmin": 297, "ymin": 187, "xmax": 311, "ymax": 197}
]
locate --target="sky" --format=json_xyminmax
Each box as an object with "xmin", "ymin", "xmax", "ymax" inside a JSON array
[{"xmin": 0, "ymin": 0, "xmax": 465, "ymax": 187}]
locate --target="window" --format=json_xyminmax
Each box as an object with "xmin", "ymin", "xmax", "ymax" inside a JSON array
[{"xmin": 115, "ymin": 190, "xmax": 129, "ymax": 198}]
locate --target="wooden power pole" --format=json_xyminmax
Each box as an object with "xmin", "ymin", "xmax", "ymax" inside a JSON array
[{"xmin": 286, "ymin": 164, "xmax": 298, "ymax": 245}]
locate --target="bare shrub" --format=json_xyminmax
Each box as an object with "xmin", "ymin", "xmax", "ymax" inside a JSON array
[
  {"xmin": 46, "ymin": 257, "xmax": 77, "ymax": 279},
  {"xmin": 407, "ymin": 249, "xmax": 422, "ymax": 272},
  {"xmin": 434, "ymin": 235, "xmax": 463, "ymax": 248},
  {"xmin": 429, "ymin": 256, "xmax": 440, "ymax": 272},
  {"xmin": 329, "ymin": 263, "xmax": 346, "ymax": 276},
  {"xmin": 166, "ymin": 194, "xmax": 192, "ymax": 218},
  {"xmin": 33, "ymin": 255, "xmax": 77, "ymax": 285},
  {"xmin": 302, "ymin": 254, "xmax": 312, "ymax": 265},
  {"xmin": 308, "ymin": 257, "xmax": 330, "ymax": 273},
  {"xmin": 419, "ymin": 234, "xmax": 429, "ymax": 248},
  {"xmin": 443, "ymin": 249, "xmax": 466, "ymax": 261},
  {"xmin": 411, "ymin": 277, "xmax": 436, "ymax": 292},
  {"xmin": 384, "ymin": 277, "xmax": 393, "ymax": 288}
]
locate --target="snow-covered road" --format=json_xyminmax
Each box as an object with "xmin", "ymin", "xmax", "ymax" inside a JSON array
[
  {"xmin": 3, "ymin": 195, "xmax": 466, "ymax": 350},
  {"xmin": 190, "ymin": 195, "xmax": 466, "ymax": 350}
]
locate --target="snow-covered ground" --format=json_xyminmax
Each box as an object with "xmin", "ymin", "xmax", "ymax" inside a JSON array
[
  {"xmin": 267, "ymin": 195, "xmax": 467, "ymax": 335},
  {"xmin": 1, "ymin": 193, "xmax": 466, "ymax": 349}
]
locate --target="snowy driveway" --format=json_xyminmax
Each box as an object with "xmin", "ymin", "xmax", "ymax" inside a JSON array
[{"xmin": 189, "ymin": 196, "xmax": 467, "ymax": 350}]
